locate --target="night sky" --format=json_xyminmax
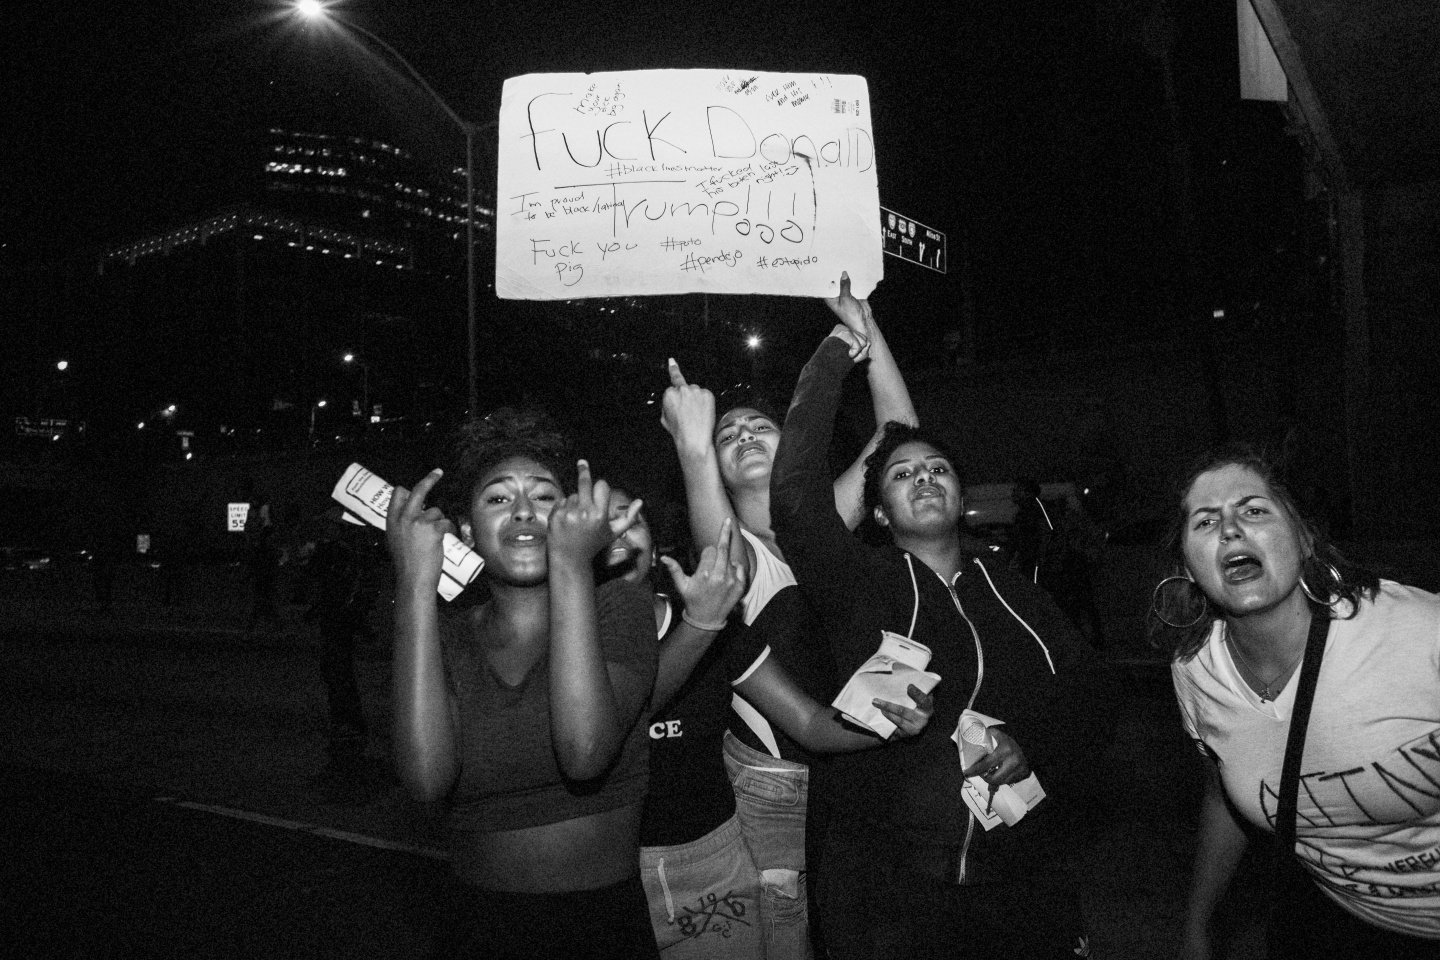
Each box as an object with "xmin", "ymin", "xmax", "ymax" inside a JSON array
[
  {"xmin": 4, "ymin": 2, "xmax": 1290, "ymax": 261},
  {"xmin": 3, "ymin": 0, "xmax": 1302, "ymax": 409}
]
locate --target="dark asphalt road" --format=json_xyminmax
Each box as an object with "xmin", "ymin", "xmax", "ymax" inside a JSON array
[
  {"xmin": 0, "ymin": 582, "xmax": 1272, "ymax": 958},
  {"xmin": 2, "ymin": 766, "xmax": 451, "ymax": 960}
]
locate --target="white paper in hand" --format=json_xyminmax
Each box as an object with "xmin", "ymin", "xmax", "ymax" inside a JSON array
[
  {"xmin": 953, "ymin": 708, "xmax": 1046, "ymax": 830},
  {"xmin": 331, "ymin": 463, "xmax": 483, "ymax": 601},
  {"xmin": 831, "ymin": 631, "xmax": 941, "ymax": 738}
]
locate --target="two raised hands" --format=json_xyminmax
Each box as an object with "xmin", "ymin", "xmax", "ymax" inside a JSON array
[{"xmin": 385, "ymin": 461, "xmax": 646, "ymax": 585}]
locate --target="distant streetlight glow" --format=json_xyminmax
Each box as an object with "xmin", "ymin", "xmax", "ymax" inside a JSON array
[
  {"xmin": 746, "ymin": 335, "xmax": 762, "ymax": 350},
  {"xmin": 56, "ymin": 360, "xmax": 69, "ymax": 371},
  {"xmin": 295, "ymin": 0, "xmax": 326, "ymax": 18},
  {"xmin": 343, "ymin": 353, "xmax": 355, "ymax": 364}
]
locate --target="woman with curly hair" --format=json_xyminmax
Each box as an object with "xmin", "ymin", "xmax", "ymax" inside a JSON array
[
  {"xmin": 386, "ymin": 408, "xmax": 661, "ymax": 959},
  {"xmin": 1153, "ymin": 445, "xmax": 1440, "ymax": 959}
]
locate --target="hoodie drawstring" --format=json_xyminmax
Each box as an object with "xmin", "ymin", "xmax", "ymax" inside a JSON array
[
  {"xmin": 903, "ymin": 554, "xmax": 921, "ymax": 639},
  {"xmin": 972, "ymin": 558, "xmax": 1055, "ymax": 673}
]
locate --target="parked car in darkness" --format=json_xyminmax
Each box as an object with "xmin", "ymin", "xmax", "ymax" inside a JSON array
[{"xmin": 0, "ymin": 548, "xmax": 53, "ymax": 572}]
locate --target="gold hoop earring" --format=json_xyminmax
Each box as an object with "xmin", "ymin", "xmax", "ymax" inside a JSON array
[{"xmin": 1151, "ymin": 575, "xmax": 1209, "ymax": 629}]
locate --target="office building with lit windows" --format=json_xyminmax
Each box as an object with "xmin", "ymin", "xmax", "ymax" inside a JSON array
[
  {"xmin": 260, "ymin": 127, "xmax": 493, "ymax": 268},
  {"xmin": 4, "ymin": 125, "xmax": 499, "ymax": 458}
]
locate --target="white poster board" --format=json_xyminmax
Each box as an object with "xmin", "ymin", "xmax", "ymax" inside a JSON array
[{"xmin": 497, "ymin": 70, "xmax": 882, "ymax": 300}]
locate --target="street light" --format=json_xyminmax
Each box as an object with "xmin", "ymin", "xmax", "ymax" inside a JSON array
[
  {"xmin": 309, "ymin": 398, "xmax": 328, "ymax": 445},
  {"xmin": 343, "ymin": 353, "xmax": 370, "ymax": 424},
  {"xmin": 293, "ymin": 0, "xmax": 483, "ymax": 416},
  {"xmin": 745, "ymin": 334, "xmax": 762, "ymax": 390}
]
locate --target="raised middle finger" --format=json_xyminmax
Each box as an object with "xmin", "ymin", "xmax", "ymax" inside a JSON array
[
  {"xmin": 667, "ymin": 357, "xmax": 688, "ymax": 388},
  {"xmin": 708, "ymin": 518, "xmax": 733, "ymax": 568},
  {"xmin": 574, "ymin": 459, "xmax": 593, "ymax": 502}
]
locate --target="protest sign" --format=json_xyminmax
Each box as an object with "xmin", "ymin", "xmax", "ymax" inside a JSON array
[{"xmin": 496, "ymin": 70, "xmax": 882, "ymax": 300}]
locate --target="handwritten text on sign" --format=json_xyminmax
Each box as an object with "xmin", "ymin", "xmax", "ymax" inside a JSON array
[{"xmin": 497, "ymin": 70, "xmax": 882, "ymax": 300}]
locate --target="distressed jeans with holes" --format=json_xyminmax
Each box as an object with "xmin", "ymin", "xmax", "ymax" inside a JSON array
[{"xmin": 723, "ymin": 731, "xmax": 813, "ymax": 960}]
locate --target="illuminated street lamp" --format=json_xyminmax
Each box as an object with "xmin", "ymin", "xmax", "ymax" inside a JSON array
[
  {"xmin": 343, "ymin": 353, "xmax": 370, "ymax": 425},
  {"xmin": 745, "ymin": 333, "xmax": 762, "ymax": 389},
  {"xmin": 56, "ymin": 359, "xmax": 69, "ymax": 372},
  {"xmin": 293, "ymin": 0, "xmax": 484, "ymax": 415},
  {"xmin": 309, "ymin": 398, "xmax": 328, "ymax": 445}
]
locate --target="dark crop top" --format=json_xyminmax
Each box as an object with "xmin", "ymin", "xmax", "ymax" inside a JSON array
[{"xmin": 440, "ymin": 577, "xmax": 658, "ymax": 849}]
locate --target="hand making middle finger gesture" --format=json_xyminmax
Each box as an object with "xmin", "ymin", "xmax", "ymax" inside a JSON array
[
  {"xmin": 385, "ymin": 468, "xmax": 454, "ymax": 591},
  {"xmin": 661, "ymin": 517, "xmax": 748, "ymax": 631},
  {"xmin": 661, "ymin": 358, "xmax": 718, "ymax": 459},
  {"xmin": 547, "ymin": 460, "xmax": 643, "ymax": 567}
]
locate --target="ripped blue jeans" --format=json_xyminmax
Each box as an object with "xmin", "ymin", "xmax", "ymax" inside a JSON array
[{"xmin": 723, "ymin": 731, "xmax": 813, "ymax": 959}]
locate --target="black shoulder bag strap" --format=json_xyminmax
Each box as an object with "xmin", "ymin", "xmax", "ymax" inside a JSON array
[{"xmin": 1276, "ymin": 601, "xmax": 1331, "ymax": 857}]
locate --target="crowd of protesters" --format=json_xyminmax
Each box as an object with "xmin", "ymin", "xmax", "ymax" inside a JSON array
[{"xmin": 379, "ymin": 276, "xmax": 1439, "ymax": 959}]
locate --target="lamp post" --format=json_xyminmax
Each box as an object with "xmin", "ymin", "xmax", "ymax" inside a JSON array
[
  {"xmin": 309, "ymin": 398, "xmax": 328, "ymax": 446},
  {"xmin": 342, "ymin": 353, "xmax": 369, "ymax": 426},
  {"xmin": 294, "ymin": 1, "xmax": 484, "ymax": 416}
]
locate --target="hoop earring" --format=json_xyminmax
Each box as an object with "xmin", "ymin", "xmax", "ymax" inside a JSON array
[
  {"xmin": 1151, "ymin": 575, "xmax": 1209, "ymax": 629},
  {"xmin": 1299, "ymin": 561, "xmax": 1342, "ymax": 605}
]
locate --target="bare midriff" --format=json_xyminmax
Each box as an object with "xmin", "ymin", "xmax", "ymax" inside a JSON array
[{"xmin": 454, "ymin": 803, "xmax": 643, "ymax": 892}]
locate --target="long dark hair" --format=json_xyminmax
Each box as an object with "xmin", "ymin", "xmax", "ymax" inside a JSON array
[{"xmin": 1149, "ymin": 444, "xmax": 1378, "ymax": 661}]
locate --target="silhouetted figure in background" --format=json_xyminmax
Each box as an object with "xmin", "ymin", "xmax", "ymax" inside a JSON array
[
  {"xmin": 1009, "ymin": 477, "xmax": 1053, "ymax": 585},
  {"xmin": 87, "ymin": 539, "xmax": 117, "ymax": 615},
  {"xmin": 1044, "ymin": 503, "xmax": 1108, "ymax": 649},
  {"xmin": 157, "ymin": 535, "xmax": 185, "ymax": 607},
  {"xmin": 306, "ymin": 525, "xmax": 375, "ymax": 797},
  {"xmin": 244, "ymin": 498, "xmax": 282, "ymax": 633}
]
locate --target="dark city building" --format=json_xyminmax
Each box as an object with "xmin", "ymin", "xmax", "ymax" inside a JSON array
[
  {"xmin": 259, "ymin": 127, "xmax": 496, "ymax": 271},
  {"xmin": 4, "ymin": 123, "xmax": 501, "ymax": 462}
]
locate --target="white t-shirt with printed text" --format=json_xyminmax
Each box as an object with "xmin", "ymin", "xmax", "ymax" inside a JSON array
[{"xmin": 1173, "ymin": 580, "xmax": 1440, "ymax": 939}]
